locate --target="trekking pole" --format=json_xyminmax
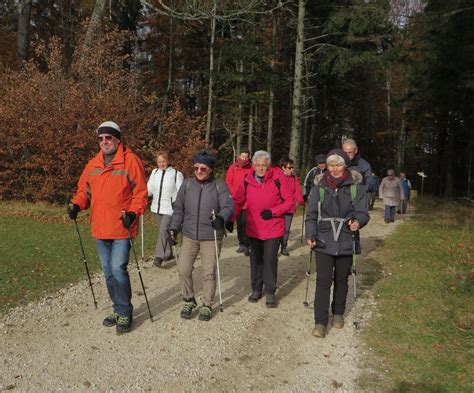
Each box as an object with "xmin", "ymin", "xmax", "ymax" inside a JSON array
[
  {"xmin": 351, "ymin": 232, "xmax": 360, "ymax": 329},
  {"xmin": 72, "ymin": 218, "xmax": 98, "ymax": 309},
  {"xmin": 303, "ymin": 250, "xmax": 313, "ymax": 307},
  {"xmin": 140, "ymin": 214, "xmax": 145, "ymax": 261},
  {"xmin": 211, "ymin": 210, "xmax": 224, "ymax": 312},
  {"xmin": 123, "ymin": 211, "xmax": 153, "ymax": 322},
  {"xmin": 300, "ymin": 202, "xmax": 306, "ymax": 244}
]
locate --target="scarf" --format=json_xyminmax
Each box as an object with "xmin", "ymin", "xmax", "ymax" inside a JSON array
[
  {"xmin": 236, "ymin": 157, "xmax": 251, "ymax": 168},
  {"xmin": 323, "ymin": 169, "xmax": 350, "ymax": 189}
]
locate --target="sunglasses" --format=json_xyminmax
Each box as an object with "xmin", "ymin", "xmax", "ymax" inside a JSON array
[
  {"xmin": 286, "ymin": 166, "xmax": 295, "ymax": 169},
  {"xmin": 98, "ymin": 135, "xmax": 114, "ymax": 142},
  {"xmin": 193, "ymin": 166, "xmax": 209, "ymax": 173}
]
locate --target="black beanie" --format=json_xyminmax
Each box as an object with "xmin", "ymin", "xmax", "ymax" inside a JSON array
[{"xmin": 193, "ymin": 150, "xmax": 216, "ymax": 169}]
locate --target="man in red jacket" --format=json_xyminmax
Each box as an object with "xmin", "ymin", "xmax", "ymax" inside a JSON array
[
  {"xmin": 68, "ymin": 121, "xmax": 148, "ymax": 334},
  {"xmin": 225, "ymin": 148, "xmax": 253, "ymax": 255},
  {"xmin": 233, "ymin": 150, "xmax": 294, "ymax": 308}
]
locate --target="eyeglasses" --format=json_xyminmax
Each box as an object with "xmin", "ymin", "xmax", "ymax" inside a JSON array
[
  {"xmin": 286, "ymin": 166, "xmax": 295, "ymax": 169},
  {"xmin": 193, "ymin": 166, "xmax": 209, "ymax": 173},
  {"xmin": 98, "ymin": 135, "xmax": 114, "ymax": 142}
]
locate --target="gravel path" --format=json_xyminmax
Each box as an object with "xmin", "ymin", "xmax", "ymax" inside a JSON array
[{"xmin": 0, "ymin": 202, "xmax": 406, "ymax": 392}]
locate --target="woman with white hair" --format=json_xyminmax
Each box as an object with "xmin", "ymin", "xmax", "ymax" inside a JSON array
[
  {"xmin": 379, "ymin": 169, "xmax": 404, "ymax": 223},
  {"xmin": 305, "ymin": 149, "xmax": 370, "ymax": 338},
  {"xmin": 232, "ymin": 150, "xmax": 294, "ymax": 308}
]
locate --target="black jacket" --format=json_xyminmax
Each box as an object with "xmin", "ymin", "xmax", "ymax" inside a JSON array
[{"xmin": 305, "ymin": 171, "xmax": 370, "ymax": 256}]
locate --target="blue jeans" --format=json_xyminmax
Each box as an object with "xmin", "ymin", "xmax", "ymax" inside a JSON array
[
  {"xmin": 384, "ymin": 205, "xmax": 396, "ymax": 221},
  {"xmin": 95, "ymin": 239, "xmax": 133, "ymax": 317}
]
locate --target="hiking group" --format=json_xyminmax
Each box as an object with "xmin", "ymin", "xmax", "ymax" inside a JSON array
[{"xmin": 67, "ymin": 121, "xmax": 406, "ymax": 337}]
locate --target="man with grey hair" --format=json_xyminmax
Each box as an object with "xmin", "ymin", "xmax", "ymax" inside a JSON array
[{"xmin": 341, "ymin": 138, "xmax": 373, "ymax": 188}]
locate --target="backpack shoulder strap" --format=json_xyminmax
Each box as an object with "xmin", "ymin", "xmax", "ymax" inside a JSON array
[
  {"xmin": 319, "ymin": 186, "xmax": 325, "ymax": 203},
  {"xmin": 350, "ymin": 183, "xmax": 357, "ymax": 204}
]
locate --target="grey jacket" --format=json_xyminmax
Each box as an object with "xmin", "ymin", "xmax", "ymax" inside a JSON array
[
  {"xmin": 170, "ymin": 176, "xmax": 234, "ymax": 241},
  {"xmin": 305, "ymin": 171, "xmax": 370, "ymax": 256}
]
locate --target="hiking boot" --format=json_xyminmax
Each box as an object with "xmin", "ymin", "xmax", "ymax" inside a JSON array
[
  {"xmin": 248, "ymin": 290, "xmax": 263, "ymax": 303},
  {"xmin": 103, "ymin": 312, "xmax": 119, "ymax": 327},
  {"xmin": 312, "ymin": 324, "xmax": 326, "ymax": 338},
  {"xmin": 243, "ymin": 246, "xmax": 250, "ymax": 256},
  {"xmin": 333, "ymin": 315, "xmax": 344, "ymax": 329},
  {"xmin": 198, "ymin": 305, "xmax": 213, "ymax": 321},
  {"xmin": 180, "ymin": 298, "xmax": 197, "ymax": 319},
  {"xmin": 153, "ymin": 257, "xmax": 163, "ymax": 268},
  {"xmin": 265, "ymin": 293, "xmax": 277, "ymax": 308},
  {"xmin": 390, "ymin": 219, "xmax": 395, "ymax": 223},
  {"xmin": 236, "ymin": 245, "xmax": 245, "ymax": 253},
  {"xmin": 116, "ymin": 315, "xmax": 133, "ymax": 334},
  {"xmin": 281, "ymin": 247, "xmax": 290, "ymax": 256},
  {"xmin": 384, "ymin": 218, "xmax": 389, "ymax": 223}
]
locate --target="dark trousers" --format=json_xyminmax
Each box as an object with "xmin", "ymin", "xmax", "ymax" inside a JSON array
[
  {"xmin": 237, "ymin": 210, "xmax": 249, "ymax": 247},
  {"xmin": 314, "ymin": 251, "xmax": 353, "ymax": 326},
  {"xmin": 248, "ymin": 236, "xmax": 281, "ymax": 295}
]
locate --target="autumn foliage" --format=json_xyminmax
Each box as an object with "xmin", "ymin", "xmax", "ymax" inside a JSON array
[{"xmin": 0, "ymin": 32, "xmax": 206, "ymax": 203}]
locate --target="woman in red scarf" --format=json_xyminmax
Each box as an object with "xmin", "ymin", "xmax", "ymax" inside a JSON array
[{"xmin": 225, "ymin": 148, "xmax": 253, "ymax": 255}]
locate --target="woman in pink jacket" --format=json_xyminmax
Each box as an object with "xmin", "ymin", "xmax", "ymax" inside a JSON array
[
  {"xmin": 233, "ymin": 151, "xmax": 295, "ymax": 308},
  {"xmin": 279, "ymin": 158, "xmax": 305, "ymax": 256}
]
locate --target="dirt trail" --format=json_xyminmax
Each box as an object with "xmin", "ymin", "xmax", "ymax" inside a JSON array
[{"xmin": 0, "ymin": 202, "xmax": 407, "ymax": 392}]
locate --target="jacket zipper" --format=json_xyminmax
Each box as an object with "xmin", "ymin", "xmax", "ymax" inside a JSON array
[
  {"xmin": 196, "ymin": 183, "xmax": 203, "ymax": 240},
  {"xmin": 157, "ymin": 169, "xmax": 165, "ymax": 214}
]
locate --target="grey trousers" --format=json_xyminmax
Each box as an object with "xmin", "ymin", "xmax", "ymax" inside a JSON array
[
  {"xmin": 177, "ymin": 236, "xmax": 223, "ymax": 305},
  {"xmin": 154, "ymin": 213, "xmax": 172, "ymax": 260},
  {"xmin": 281, "ymin": 213, "xmax": 294, "ymax": 248}
]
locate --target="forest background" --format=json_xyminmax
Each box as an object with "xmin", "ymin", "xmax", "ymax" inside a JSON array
[{"xmin": 0, "ymin": 0, "xmax": 473, "ymax": 203}]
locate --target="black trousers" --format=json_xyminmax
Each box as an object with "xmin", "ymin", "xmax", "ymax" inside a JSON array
[
  {"xmin": 314, "ymin": 251, "xmax": 353, "ymax": 326},
  {"xmin": 248, "ymin": 236, "xmax": 281, "ymax": 295},
  {"xmin": 237, "ymin": 210, "xmax": 249, "ymax": 247}
]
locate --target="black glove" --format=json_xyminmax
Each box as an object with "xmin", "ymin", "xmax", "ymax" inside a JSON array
[
  {"xmin": 67, "ymin": 204, "xmax": 80, "ymax": 220},
  {"xmin": 167, "ymin": 229, "xmax": 178, "ymax": 246},
  {"xmin": 121, "ymin": 211, "xmax": 136, "ymax": 229},
  {"xmin": 210, "ymin": 214, "xmax": 225, "ymax": 230},
  {"xmin": 303, "ymin": 195, "xmax": 308, "ymax": 202},
  {"xmin": 260, "ymin": 209, "xmax": 273, "ymax": 220},
  {"xmin": 225, "ymin": 220, "xmax": 234, "ymax": 233}
]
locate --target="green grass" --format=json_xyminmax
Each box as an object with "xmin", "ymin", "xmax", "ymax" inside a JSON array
[
  {"xmin": 359, "ymin": 198, "xmax": 474, "ymax": 392},
  {"xmin": 0, "ymin": 201, "xmax": 158, "ymax": 313}
]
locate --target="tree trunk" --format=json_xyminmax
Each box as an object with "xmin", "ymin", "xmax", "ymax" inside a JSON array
[
  {"xmin": 266, "ymin": 10, "xmax": 277, "ymax": 156},
  {"xmin": 248, "ymin": 103, "xmax": 254, "ymax": 154},
  {"xmin": 235, "ymin": 59, "xmax": 245, "ymax": 156},
  {"xmin": 289, "ymin": 0, "xmax": 305, "ymax": 169},
  {"xmin": 159, "ymin": 13, "xmax": 175, "ymax": 134},
  {"xmin": 16, "ymin": 0, "xmax": 32, "ymax": 61},
  {"xmin": 397, "ymin": 96, "xmax": 407, "ymax": 171},
  {"xmin": 205, "ymin": 1, "xmax": 217, "ymax": 146},
  {"xmin": 444, "ymin": 121, "xmax": 455, "ymax": 198},
  {"xmin": 83, "ymin": 0, "xmax": 107, "ymax": 50}
]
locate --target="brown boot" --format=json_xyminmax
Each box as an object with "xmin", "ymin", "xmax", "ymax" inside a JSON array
[
  {"xmin": 312, "ymin": 324, "xmax": 326, "ymax": 338},
  {"xmin": 333, "ymin": 315, "xmax": 344, "ymax": 329}
]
